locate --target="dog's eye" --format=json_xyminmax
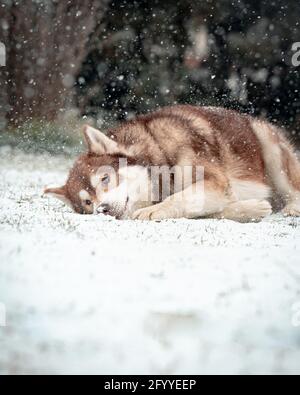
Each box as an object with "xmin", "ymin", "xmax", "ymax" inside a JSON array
[
  {"xmin": 85, "ymin": 200, "xmax": 92, "ymax": 206},
  {"xmin": 102, "ymin": 174, "xmax": 110, "ymax": 185}
]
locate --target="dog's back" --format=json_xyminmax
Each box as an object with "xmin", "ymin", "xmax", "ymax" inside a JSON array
[{"xmin": 110, "ymin": 105, "xmax": 300, "ymax": 213}]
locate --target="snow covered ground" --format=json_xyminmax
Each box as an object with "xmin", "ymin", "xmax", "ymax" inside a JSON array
[{"xmin": 0, "ymin": 146, "xmax": 300, "ymax": 375}]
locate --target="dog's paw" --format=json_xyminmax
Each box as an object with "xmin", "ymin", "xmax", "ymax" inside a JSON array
[
  {"xmin": 133, "ymin": 205, "xmax": 168, "ymax": 221},
  {"xmin": 282, "ymin": 203, "xmax": 300, "ymax": 217},
  {"xmin": 219, "ymin": 199, "xmax": 272, "ymax": 222},
  {"xmin": 133, "ymin": 203, "xmax": 181, "ymax": 221},
  {"xmin": 248, "ymin": 199, "xmax": 272, "ymax": 219}
]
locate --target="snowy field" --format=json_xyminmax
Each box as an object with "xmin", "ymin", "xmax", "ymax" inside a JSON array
[{"xmin": 0, "ymin": 146, "xmax": 300, "ymax": 375}]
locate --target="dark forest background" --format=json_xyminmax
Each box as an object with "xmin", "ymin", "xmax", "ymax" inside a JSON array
[{"xmin": 0, "ymin": 0, "xmax": 299, "ymax": 152}]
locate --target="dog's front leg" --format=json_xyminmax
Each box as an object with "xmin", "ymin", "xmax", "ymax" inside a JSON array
[
  {"xmin": 132, "ymin": 181, "xmax": 231, "ymax": 221},
  {"xmin": 132, "ymin": 200, "xmax": 184, "ymax": 221}
]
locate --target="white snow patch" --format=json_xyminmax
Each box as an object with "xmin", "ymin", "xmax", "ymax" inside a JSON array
[{"xmin": 0, "ymin": 147, "xmax": 300, "ymax": 374}]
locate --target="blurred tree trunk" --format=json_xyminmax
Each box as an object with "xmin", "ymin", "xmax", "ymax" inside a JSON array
[{"xmin": 0, "ymin": 0, "xmax": 108, "ymax": 126}]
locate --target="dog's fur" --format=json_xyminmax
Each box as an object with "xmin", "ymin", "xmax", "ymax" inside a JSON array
[{"xmin": 45, "ymin": 105, "xmax": 300, "ymax": 222}]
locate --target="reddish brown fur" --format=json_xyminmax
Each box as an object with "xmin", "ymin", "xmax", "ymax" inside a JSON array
[
  {"xmin": 46, "ymin": 105, "xmax": 300, "ymax": 216},
  {"xmin": 281, "ymin": 144, "xmax": 300, "ymax": 191}
]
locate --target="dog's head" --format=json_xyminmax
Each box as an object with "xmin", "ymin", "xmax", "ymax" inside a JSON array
[{"xmin": 44, "ymin": 126, "xmax": 151, "ymax": 218}]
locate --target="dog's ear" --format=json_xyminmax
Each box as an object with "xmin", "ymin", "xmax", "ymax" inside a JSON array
[
  {"xmin": 44, "ymin": 186, "xmax": 72, "ymax": 208},
  {"xmin": 83, "ymin": 125, "xmax": 119, "ymax": 155}
]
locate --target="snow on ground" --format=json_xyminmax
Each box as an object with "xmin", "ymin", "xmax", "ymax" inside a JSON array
[{"xmin": 0, "ymin": 146, "xmax": 300, "ymax": 375}]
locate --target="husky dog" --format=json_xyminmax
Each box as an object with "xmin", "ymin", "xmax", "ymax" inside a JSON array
[{"xmin": 45, "ymin": 105, "xmax": 300, "ymax": 222}]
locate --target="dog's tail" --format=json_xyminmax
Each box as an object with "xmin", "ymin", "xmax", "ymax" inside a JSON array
[{"xmin": 251, "ymin": 119, "xmax": 300, "ymax": 211}]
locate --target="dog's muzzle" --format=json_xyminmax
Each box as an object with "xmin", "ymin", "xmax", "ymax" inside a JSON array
[{"xmin": 97, "ymin": 203, "xmax": 111, "ymax": 215}]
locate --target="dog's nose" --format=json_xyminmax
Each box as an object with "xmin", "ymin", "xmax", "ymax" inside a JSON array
[{"xmin": 97, "ymin": 203, "xmax": 111, "ymax": 215}]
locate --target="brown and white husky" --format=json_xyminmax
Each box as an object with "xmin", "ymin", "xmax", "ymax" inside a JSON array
[{"xmin": 45, "ymin": 105, "xmax": 300, "ymax": 222}]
